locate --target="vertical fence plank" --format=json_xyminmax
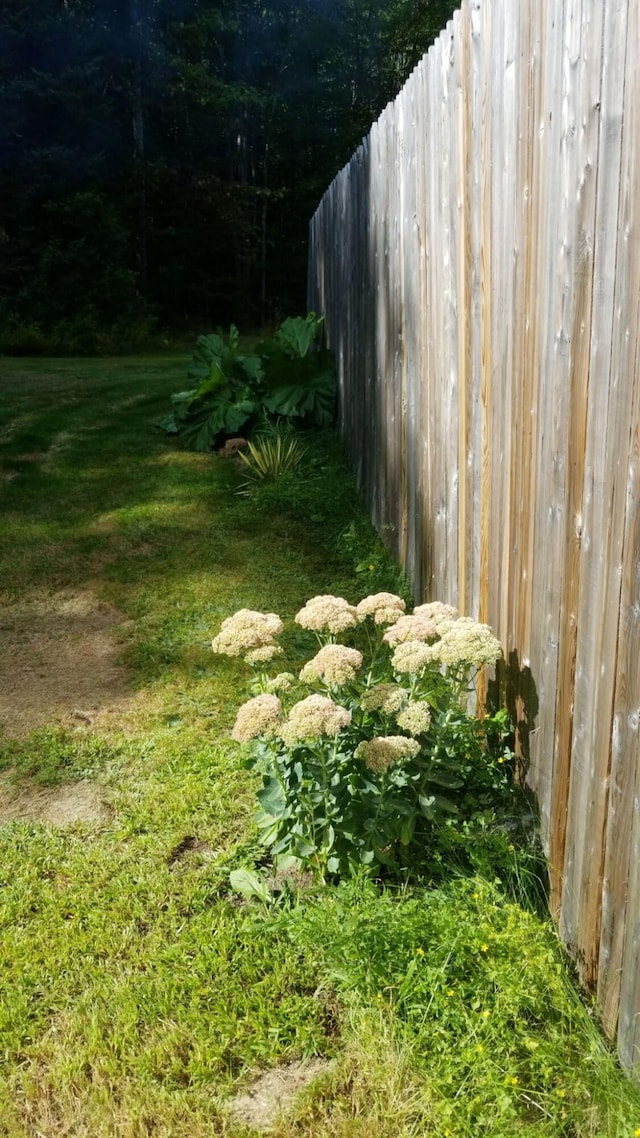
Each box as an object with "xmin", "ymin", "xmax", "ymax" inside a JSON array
[
  {"xmin": 549, "ymin": 0, "xmax": 602, "ymax": 914},
  {"xmin": 560, "ymin": 0, "xmax": 630, "ymax": 989},
  {"xmin": 597, "ymin": 0, "xmax": 640, "ymax": 1039}
]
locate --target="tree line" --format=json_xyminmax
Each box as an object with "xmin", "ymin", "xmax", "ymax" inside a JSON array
[{"xmin": 0, "ymin": 0, "xmax": 455, "ymax": 352}]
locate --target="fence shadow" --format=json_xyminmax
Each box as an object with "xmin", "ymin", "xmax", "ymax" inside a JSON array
[{"xmin": 487, "ymin": 650, "xmax": 539, "ymax": 785}]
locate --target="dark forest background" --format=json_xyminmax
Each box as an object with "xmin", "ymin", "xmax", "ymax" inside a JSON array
[{"xmin": 0, "ymin": 0, "xmax": 456, "ymax": 352}]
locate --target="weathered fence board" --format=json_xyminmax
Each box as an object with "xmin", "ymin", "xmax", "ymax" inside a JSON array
[{"xmin": 308, "ymin": 0, "xmax": 640, "ymax": 1073}]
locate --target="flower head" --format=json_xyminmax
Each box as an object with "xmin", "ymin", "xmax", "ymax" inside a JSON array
[
  {"xmin": 356, "ymin": 735, "xmax": 420, "ymax": 772},
  {"xmin": 231, "ymin": 694, "xmax": 283, "ymax": 742},
  {"xmin": 244, "ymin": 644, "xmax": 284, "ymax": 665},
  {"xmin": 391, "ymin": 640, "xmax": 438, "ymax": 674},
  {"xmin": 295, "ymin": 595, "xmax": 359, "ymax": 635},
  {"xmin": 395, "ymin": 701, "xmax": 432, "ymax": 736},
  {"xmin": 212, "ymin": 609, "xmax": 283, "ymax": 658},
  {"xmin": 356, "ymin": 592, "xmax": 406, "ymax": 625},
  {"xmin": 413, "ymin": 601, "xmax": 459, "ymax": 627},
  {"xmin": 300, "ymin": 644, "xmax": 363, "ymax": 686},
  {"xmin": 281, "ymin": 694, "xmax": 351, "ymax": 744},
  {"xmin": 360, "ymin": 683, "xmax": 406, "ymax": 713},
  {"xmin": 433, "ymin": 617, "xmax": 502, "ymax": 668},
  {"xmin": 383, "ymin": 612, "xmax": 439, "ymax": 646}
]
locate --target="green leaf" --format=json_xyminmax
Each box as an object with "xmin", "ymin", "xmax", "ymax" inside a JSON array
[
  {"xmin": 434, "ymin": 794, "xmax": 459, "ymax": 814},
  {"xmin": 154, "ymin": 412, "xmax": 178, "ymax": 434},
  {"xmin": 222, "ymin": 398, "xmax": 257, "ymax": 435},
  {"xmin": 229, "ymin": 869, "xmax": 272, "ymax": 904},
  {"xmin": 257, "ymin": 776, "xmax": 287, "ymax": 818},
  {"xmin": 428, "ymin": 769, "xmax": 464, "ymax": 788},
  {"xmin": 274, "ymin": 313, "xmax": 323, "ymax": 358},
  {"xmin": 400, "ymin": 815, "xmax": 416, "ymax": 845},
  {"xmin": 263, "ymin": 367, "xmax": 335, "ymax": 427},
  {"xmin": 419, "ymin": 794, "xmax": 437, "ymax": 820}
]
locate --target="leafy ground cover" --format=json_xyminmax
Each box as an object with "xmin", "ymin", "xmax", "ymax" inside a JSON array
[{"xmin": 0, "ymin": 356, "xmax": 639, "ymax": 1137}]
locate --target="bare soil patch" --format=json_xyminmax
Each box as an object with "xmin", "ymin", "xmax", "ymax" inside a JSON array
[
  {"xmin": 228, "ymin": 1059, "xmax": 331, "ymax": 1132},
  {"xmin": 0, "ymin": 588, "xmax": 133, "ymax": 737},
  {"xmin": 0, "ymin": 773, "xmax": 111, "ymax": 826}
]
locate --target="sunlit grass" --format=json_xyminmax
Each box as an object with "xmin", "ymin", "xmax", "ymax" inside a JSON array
[{"xmin": 0, "ymin": 356, "xmax": 639, "ymax": 1136}]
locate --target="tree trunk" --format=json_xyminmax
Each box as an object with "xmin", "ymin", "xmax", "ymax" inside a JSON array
[{"xmin": 130, "ymin": 0, "xmax": 147, "ymax": 291}]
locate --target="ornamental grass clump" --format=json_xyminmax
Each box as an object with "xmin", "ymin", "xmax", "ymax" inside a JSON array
[{"xmin": 212, "ymin": 594, "xmax": 512, "ymax": 880}]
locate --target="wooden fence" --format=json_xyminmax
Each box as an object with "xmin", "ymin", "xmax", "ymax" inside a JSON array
[{"xmin": 308, "ymin": 0, "xmax": 640, "ymax": 1073}]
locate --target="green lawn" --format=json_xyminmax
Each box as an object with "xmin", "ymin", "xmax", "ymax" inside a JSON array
[{"xmin": 0, "ymin": 356, "xmax": 639, "ymax": 1137}]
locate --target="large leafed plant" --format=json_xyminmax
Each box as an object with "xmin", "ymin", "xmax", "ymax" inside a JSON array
[{"xmin": 156, "ymin": 313, "xmax": 335, "ymax": 451}]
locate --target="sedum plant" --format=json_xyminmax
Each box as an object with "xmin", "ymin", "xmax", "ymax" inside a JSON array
[{"xmin": 212, "ymin": 595, "xmax": 512, "ymax": 880}]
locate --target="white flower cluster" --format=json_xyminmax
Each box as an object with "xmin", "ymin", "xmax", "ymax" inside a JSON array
[
  {"xmin": 356, "ymin": 735, "xmax": 420, "ymax": 773},
  {"xmin": 413, "ymin": 602, "xmax": 459, "ymax": 627},
  {"xmin": 281, "ymin": 694, "xmax": 351, "ymax": 745},
  {"xmin": 356, "ymin": 592, "xmax": 406, "ymax": 625},
  {"xmin": 434, "ymin": 617, "xmax": 503, "ymax": 668},
  {"xmin": 383, "ymin": 612, "xmax": 440, "ymax": 646},
  {"xmin": 264, "ymin": 672, "xmax": 296, "ymax": 693},
  {"xmin": 245, "ymin": 644, "xmax": 284, "ymax": 665},
  {"xmin": 300, "ymin": 644, "xmax": 363, "ymax": 686},
  {"xmin": 395, "ymin": 701, "xmax": 432, "ymax": 736},
  {"xmin": 391, "ymin": 641, "xmax": 438, "ymax": 674},
  {"xmin": 360, "ymin": 683, "xmax": 406, "ymax": 713},
  {"xmin": 212, "ymin": 609, "xmax": 283, "ymax": 662},
  {"xmin": 231, "ymin": 694, "xmax": 283, "ymax": 742},
  {"xmin": 295, "ymin": 594, "xmax": 359, "ymax": 635}
]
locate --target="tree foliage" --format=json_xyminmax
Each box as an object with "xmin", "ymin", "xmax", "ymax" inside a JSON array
[{"xmin": 0, "ymin": 0, "xmax": 457, "ymax": 348}]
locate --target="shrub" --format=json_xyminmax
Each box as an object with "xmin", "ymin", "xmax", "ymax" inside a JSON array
[
  {"xmin": 212, "ymin": 596, "xmax": 515, "ymax": 880},
  {"xmin": 155, "ymin": 313, "xmax": 336, "ymax": 451}
]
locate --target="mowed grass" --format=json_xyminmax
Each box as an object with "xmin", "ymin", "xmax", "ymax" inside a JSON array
[{"xmin": 0, "ymin": 356, "xmax": 639, "ymax": 1137}]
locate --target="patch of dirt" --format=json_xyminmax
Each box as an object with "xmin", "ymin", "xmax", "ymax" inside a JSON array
[
  {"xmin": 0, "ymin": 774, "xmax": 111, "ymax": 826},
  {"xmin": 0, "ymin": 588, "xmax": 133, "ymax": 737},
  {"xmin": 266, "ymin": 863, "xmax": 316, "ymax": 894},
  {"xmin": 167, "ymin": 835, "xmax": 218, "ymax": 866},
  {"xmin": 228, "ymin": 1059, "xmax": 331, "ymax": 1132}
]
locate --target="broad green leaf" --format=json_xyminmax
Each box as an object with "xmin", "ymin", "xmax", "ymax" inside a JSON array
[
  {"xmin": 257, "ymin": 776, "xmax": 287, "ymax": 818},
  {"xmin": 428, "ymin": 769, "xmax": 464, "ymax": 788},
  {"xmin": 154, "ymin": 412, "xmax": 178, "ymax": 434},
  {"xmin": 274, "ymin": 313, "xmax": 323, "ymax": 358},
  {"xmin": 229, "ymin": 869, "xmax": 272, "ymax": 904}
]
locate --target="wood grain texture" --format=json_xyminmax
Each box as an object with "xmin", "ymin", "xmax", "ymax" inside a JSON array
[{"xmin": 307, "ymin": 0, "xmax": 640, "ymax": 1072}]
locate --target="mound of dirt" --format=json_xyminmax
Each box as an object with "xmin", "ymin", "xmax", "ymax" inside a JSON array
[
  {"xmin": 0, "ymin": 774, "xmax": 111, "ymax": 826},
  {"xmin": 0, "ymin": 588, "xmax": 132, "ymax": 737}
]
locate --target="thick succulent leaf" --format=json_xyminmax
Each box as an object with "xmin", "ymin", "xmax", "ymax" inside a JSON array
[{"xmin": 258, "ymin": 776, "xmax": 287, "ymax": 818}]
